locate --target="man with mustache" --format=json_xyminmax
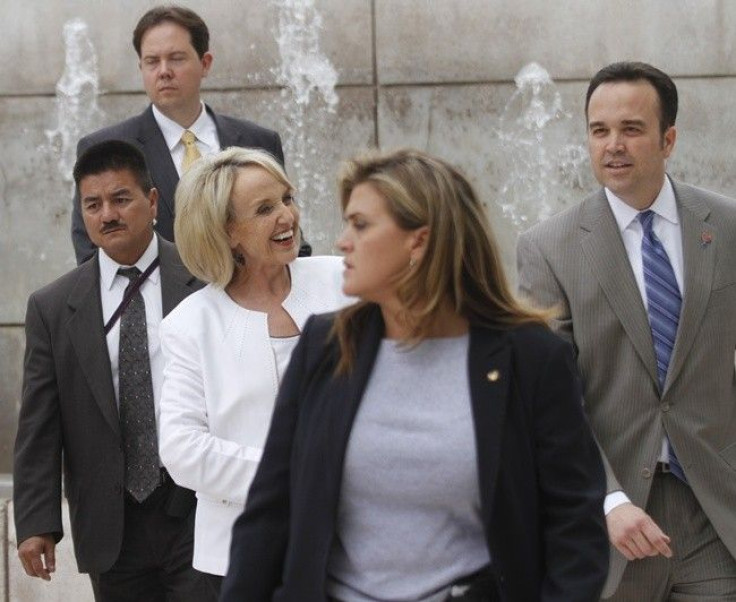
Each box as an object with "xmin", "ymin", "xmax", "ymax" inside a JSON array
[
  {"xmin": 14, "ymin": 140, "xmax": 216, "ymax": 601},
  {"xmin": 518, "ymin": 62, "xmax": 736, "ymax": 600},
  {"xmin": 70, "ymin": 5, "xmax": 310, "ymax": 265}
]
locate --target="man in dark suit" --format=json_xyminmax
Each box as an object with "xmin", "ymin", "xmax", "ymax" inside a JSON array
[
  {"xmin": 70, "ymin": 5, "xmax": 309, "ymax": 264},
  {"xmin": 517, "ymin": 62, "xmax": 736, "ymax": 599},
  {"xmin": 14, "ymin": 140, "xmax": 214, "ymax": 601}
]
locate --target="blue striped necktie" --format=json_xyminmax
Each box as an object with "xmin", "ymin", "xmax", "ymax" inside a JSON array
[{"xmin": 638, "ymin": 210, "xmax": 687, "ymax": 483}]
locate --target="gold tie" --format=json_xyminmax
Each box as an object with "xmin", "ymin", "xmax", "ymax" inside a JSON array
[{"xmin": 180, "ymin": 130, "xmax": 201, "ymax": 173}]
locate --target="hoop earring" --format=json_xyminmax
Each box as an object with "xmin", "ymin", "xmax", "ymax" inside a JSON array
[{"xmin": 409, "ymin": 257, "xmax": 416, "ymax": 270}]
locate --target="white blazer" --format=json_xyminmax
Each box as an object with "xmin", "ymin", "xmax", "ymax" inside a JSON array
[{"xmin": 158, "ymin": 256, "xmax": 353, "ymax": 575}]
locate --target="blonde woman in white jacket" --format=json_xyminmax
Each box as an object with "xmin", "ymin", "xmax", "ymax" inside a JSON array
[{"xmin": 157, "ymin": 148, "xmax": 352, "ymax": 595}]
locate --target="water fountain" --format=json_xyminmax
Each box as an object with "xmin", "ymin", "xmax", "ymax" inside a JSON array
[
  {"xmin": 496, "ymin": 62, "xmax": 592, "ymax": 230},
  {"xmin": 45, "ymin": 18, "xmax": 105, "ymax": 185},
  {"xmin": 270, "ymin": 0, "xmax": 340, "ymax": 253}
]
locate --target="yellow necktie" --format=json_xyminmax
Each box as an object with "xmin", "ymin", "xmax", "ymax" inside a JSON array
[{"xmin": 180, "ymin": 130, "xmax": 201, "ymax": 173}]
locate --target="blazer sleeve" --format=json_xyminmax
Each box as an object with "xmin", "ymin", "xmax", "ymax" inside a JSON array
[
  {"xmin": 219, "ymin": 315, "xmax": 315, "ymax": 602},
  {"xmin": 13, "ymin": 294, "xmax": 64, "ymax": 545},
  {"xmin": 517, "ymin": 230, "xmax": 623, "ymax": 494},
  {"xmin": 533, "ymin": 338, "xmax": 609, "ymax": 602},
  {"xmin": 158, "ymin": 320, "xmax": 264, "ymax": 505},
  {"xmin": 516, "ymin": 230, "xmax": 575, "ymax": 345}
]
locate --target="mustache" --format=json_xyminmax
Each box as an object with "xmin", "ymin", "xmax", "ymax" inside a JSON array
[{"xmin": 101, "ymin": 221, "xmax": 125, "ymax": 234}]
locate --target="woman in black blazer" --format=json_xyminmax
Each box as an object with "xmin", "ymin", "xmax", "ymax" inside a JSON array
[{"xmin": 220, "ymin": 149, "xmax": 609, "ymax": 602}]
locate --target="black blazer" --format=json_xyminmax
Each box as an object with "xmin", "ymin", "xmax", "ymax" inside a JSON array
[
  {"xmin": 70, "ymin": 104, "xmax": 285, "ymax": 265},
  {"xmin": 13, "ymin": 238, "xmax": 203, "ymax": 573},
  {"xmin": 221, "ymin": 306, "xmax": 609, "ymax": 602}
]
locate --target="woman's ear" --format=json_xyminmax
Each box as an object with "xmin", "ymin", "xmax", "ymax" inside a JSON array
[
  {"xmin": 231, "ymin": 243, "xmax": 245, "ymax": 266},
  {"xmin": 409, "ymin": 226, "xmax": 430, "ymax": 261}
]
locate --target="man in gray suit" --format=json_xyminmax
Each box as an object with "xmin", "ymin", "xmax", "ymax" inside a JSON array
[
  {"xmin": 15, "ymin": 140, "xmax": 214, "ymax": 601},
  {"xmin": 70, "ymin": 5, "xmax": 309, "ymax": 264},
  {"xmin": 517, "ymin": 62, "xmax": 736, "ymax": 600}
]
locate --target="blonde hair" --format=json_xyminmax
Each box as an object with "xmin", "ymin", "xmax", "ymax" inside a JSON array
[
  {"xmin": 174, "ymin": 147, "xmax": 293, "ymax": 286},
  {"xmin": 333, "ymin": 148, "xmax": 551, "ymax": 373}
]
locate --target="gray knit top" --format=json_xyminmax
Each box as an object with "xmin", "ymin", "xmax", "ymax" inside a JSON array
[{"xmin": 325, "ymin": 334, "xmax": 490, "ymax": 602}]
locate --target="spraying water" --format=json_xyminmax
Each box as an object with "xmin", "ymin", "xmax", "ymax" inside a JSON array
[
  {"xmin": 496, "ymin": 62, "xmax": 590, "ymax": 229},
  {"xmin": 45, "ymin": 18, "xmax": 105, "ymax": 183},
  {"xmin": 271, "ymin": 0, "xmax": 340, "ymax": 253}
]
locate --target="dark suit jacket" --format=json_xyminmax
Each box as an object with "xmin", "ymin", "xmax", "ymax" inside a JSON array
[
  {"xmin": 13, "ymin": 237, "xmax": 203, "ymax": 573},
  {"xmin": 70, "ymin": 104, "xmax": 285, "ymax": 265},
  {"xmin": 221, "ymin": 306, "xmax": 609, "ymax": 602}
]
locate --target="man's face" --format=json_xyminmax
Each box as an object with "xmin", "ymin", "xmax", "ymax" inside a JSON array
[
  {"xmin": 80, "ymin": 168, "xmax": 158, "ymax": 265},
  {"xmin": 139, "ymin": 21, "xmax": 212, "ymax": 124},
  {"xmin": 587, "ymin": 80, "xmax": 676, "ymax": 210}
]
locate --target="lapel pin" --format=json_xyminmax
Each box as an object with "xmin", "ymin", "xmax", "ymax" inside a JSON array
[
  {"xmin": 701, "ymin": 231, "xmax": 713, "ymax": 247},
  {"xmin": 487, "ymin": 369, "xmax": 500, "ymax": 382}
]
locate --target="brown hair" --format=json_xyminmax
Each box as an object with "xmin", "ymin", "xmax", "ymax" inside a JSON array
[
  {"xmin": 133, "ymin": 5, "xmax": 209, "ymax": 58},
  {"xmin": 333, "ymin": 148, "xmax": 551, "ymax": 374}
]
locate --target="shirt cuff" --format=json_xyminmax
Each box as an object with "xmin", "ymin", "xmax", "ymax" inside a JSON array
[{"xmin": 604, "ymin": 490, "xmax": 631, "ymax": 515}]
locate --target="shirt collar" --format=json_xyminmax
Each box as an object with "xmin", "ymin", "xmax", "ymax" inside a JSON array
[
  {"xmin": 99, "ymin": 235, "xmax": 160, "ymax": 291},
  {"xmin": 151, "ymin": 102, "xmax": 218, "ymax": 151},
  {"xmin": 605, "ymin": 176, "xmax": 679, "ymax": 233}
]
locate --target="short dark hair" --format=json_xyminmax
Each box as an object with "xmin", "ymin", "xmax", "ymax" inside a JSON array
[
  {"xmin": 73, "ymin": 140, "xmax": 153, "ymax": 194},
  {"xmin": 585, "ymin": 61, "xmax": 678, "ymax": 135},
  {"xmin": 133, "ymin": 5, "xmax": 209, "ymax": 58}
]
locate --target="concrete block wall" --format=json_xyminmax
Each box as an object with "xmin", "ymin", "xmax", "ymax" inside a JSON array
[{"xmin": 2, "ymin": 1, "xmax": 736, "ymax": 598}]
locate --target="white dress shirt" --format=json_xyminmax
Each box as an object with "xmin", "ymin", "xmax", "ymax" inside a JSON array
[
  {"xmin": 603, "ymin": 176, "xmax": 683, "ymax": 514},
  {"xmin": 99, "ymin": 236, "xmax": 163, "ymax": 415},
  {"xmin": 152, "ymin": 102, "xmax": 220, "ymax": 176}
]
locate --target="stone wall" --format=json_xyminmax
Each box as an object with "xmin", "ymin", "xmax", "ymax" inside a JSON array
[{"xmin": 2, "ymin": 1, "xmax": 736, "ymax": 597}]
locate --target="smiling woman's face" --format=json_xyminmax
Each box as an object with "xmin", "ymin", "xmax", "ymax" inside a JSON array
[{"xmin": 227, "ymin": 166, "xmax": 300, "ymax": 270}]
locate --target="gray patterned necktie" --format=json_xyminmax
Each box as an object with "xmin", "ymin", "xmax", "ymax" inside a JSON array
[{"xmin": 117, "ymin": 266, "xmax": 160, "ymax": 501}]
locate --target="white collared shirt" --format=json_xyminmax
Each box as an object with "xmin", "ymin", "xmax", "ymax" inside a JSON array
[
  {"xmin": 603, "ymin": 176, "xmax": 683, "ymax": 513},
  {"xmin": 98, "ymin": 235, "xmax": 163, "ymax": 418},
  {"xmin": 152, "ymin": 102, "xmax": 220, "ymax": 176},
  {"xmin": 605, "ymin": 177, "xmax": 684, "ymax": 301}
]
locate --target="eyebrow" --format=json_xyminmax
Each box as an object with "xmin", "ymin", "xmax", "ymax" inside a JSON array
[{"xmin": 588, "ymin": 118, "xmax": 647, "ymax": 128}]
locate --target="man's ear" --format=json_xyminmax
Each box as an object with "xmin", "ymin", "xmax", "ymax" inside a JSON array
[
  {"xmin": 201, "ymin": 52, "xmax": 214, "ymax": 77},
  {"xmin": 148, "ymin": 187, "xmax": 159, "ymax": 220}
]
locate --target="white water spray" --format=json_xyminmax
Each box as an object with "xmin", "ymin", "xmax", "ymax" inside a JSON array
[
  {"xmin": 496, "ymin": 62, "xmax": 590, "ymax": 229},
  {"xmin": 271, "ymin": 0, "xmax": 340, "ymax": 252},
  {"xmin": 45, "ymin": 19, "xmax": 105, "ymax": 182}
]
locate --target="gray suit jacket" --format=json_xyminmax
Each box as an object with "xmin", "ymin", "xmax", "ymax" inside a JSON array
[
  {"xmin": 70, "ymin": 105, "xmax": 285, "ymax": 264},
  {"xmin": 516, "ymin": 179, "xmax": 736, "ymax": 597},
  {"xmin": 13, "ymin": 237, "xmax": 203, "ymax": 573}
]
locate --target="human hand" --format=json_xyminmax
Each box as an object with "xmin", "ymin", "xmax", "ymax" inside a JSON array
[
  {"xmin": 18, "ymin": 534, "xmax": 56, "ymax": 581},
  {"xmin": 606, "ymin": 502, "xmax": 672, "ymax": 560}
]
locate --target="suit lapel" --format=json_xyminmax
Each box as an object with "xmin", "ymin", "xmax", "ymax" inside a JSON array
[
  {"xmin": 67, "ymin": 256, "xmax": 120, "ymax": 436},
  {"xmin": 468, "ymin": 327, "xmax": 511, "ymax": 532},
  {"xmin": 210, "ymin": 107, "xmax": 241, "ymax": 149},
  {"xmin": 579, "ymin": 191, "xmax": 659, "ymax": 386},
  {"xmin": 158, "ymin": 237, "xmax": 199, "ymax": 316},
  {"xmin": 664, "ymin": 182, "xmax": 715, "ymax": 392},
  {"xmin": 136, "ymin": 107, "xmax": 179, "ymax": 219}
]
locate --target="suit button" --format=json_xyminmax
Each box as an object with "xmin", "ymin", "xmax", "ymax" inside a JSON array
[
  {"xmin": 641, "ymin": 468, "xmax": 652, "ymax": 479},
  {"xmin": 661, "ymin": 402, "xmax": 671, "ymax": 412}
]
